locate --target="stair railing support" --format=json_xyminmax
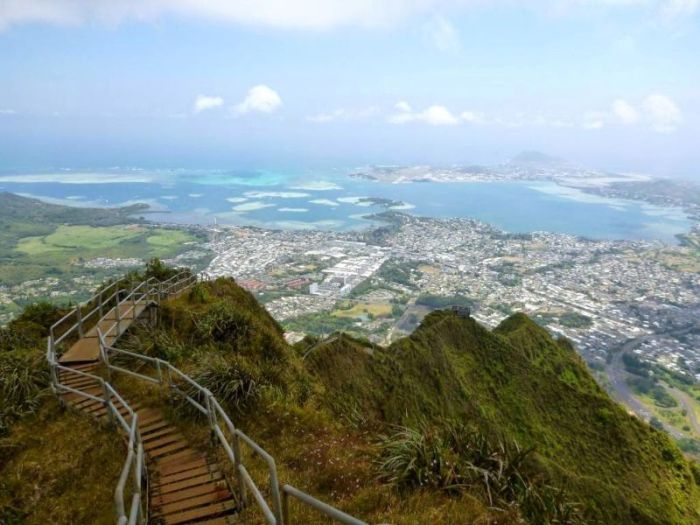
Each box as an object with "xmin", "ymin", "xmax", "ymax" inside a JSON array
[
  {"xmin": 76, "ymin": 306, "xmax": 84, "ymax": 338},
  {"xmin": 101, "ymin": 379, "xmax": 115, "ymax": 428}
]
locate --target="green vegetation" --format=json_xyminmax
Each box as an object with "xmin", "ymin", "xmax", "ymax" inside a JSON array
[
  {"xmin": 283, "ymin": 311, "xmax": 360, "ymax": 336},
  {"xmin": 333, "ymin": 302, "xmax": 392, "ymax": 319},
  {"xmin": 307, "ymin": 312, "xmax": 700, "ymax": 524},
  {"xmin": 628, "ymin": 376, "xmax": 679, "ymax": 408},
  {"xmin": 376, "ymin": 259, "xmax": 425, "ymax": 288},
  {"xmin": 3, "ymin": 269, "xmax": 700, "ymax": 524},
  {"xmin": 0, "ymin": 402, "xmax": 124, "ymax": 525},
  {"xmin": 378, "ymin": 422, "xmax": 585, "ymax": 524},
  {"xmin": 0, "ymin": 192, "xmax": 207, "ymax": 323},
  {"xmin": 415, "ymin": 293, "xmax": 476, "ymax": 310}
]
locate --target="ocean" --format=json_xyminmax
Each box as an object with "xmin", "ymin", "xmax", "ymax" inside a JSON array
[{"xmin": 0, "ymin": 168, "xmax": 691, "ymax": 243}]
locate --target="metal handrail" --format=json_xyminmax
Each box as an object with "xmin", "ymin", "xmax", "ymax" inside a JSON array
[
  {"xmin": 98, "ymin": 273, "xmax": 367, "ymax": 525},
  {"xmin": 46, "ymin": 352, "xmax": 147, "ymax": 525},
  {"xmin": 45, "ymin": 273, "xmax": 195, "ymax": 525}
]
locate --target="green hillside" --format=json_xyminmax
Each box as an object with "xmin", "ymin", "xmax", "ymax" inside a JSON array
[
  {"xmin": 2, "ymin": 274, "xmax": 699, "ymax": 524},
  {"xmin": 306, "ymin": 311, "xmax": 700, "ymax": 523}
]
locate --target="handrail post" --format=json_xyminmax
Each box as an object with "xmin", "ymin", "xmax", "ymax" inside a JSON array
[
  {"xmin": 99, "ymin": 290, "xmax": 104, "ymax": 318},
  {"xmin": 270, "ymin": 464, "xmax": 284, "ymax": 525},
  {"xmin": 76, "ymin": 306, "xmax": 84, "ymax": 338},
  {"xmin": 233, "ymin": 433, "xmax": 248, "ymax": 507},
  {"xmin": 283, "ymin": 490, "xmax": 290, "ymax": 525},
  {"xmin": 116, "ymin": 296, "xmax": 122, "ymax": 337},
  {"xmin": 102, "ymin": 380, "xmax": 114, "ymax": 427}
]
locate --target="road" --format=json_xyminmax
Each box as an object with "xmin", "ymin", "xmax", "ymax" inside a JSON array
[{"xmin": 606, "ymin": 324, "xmax": 697, "ymax": 440}]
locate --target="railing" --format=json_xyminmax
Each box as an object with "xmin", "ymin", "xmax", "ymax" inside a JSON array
[
  {"xmin": 98, "ymin": 279, "xmax": 368, "ymax": 525},
  {"xmin": 46, "ymin": 270, "xmax": 196, "ymax": 525},
  {"xmin": 46, "ymin": 341, "xmax": 147, "ymax": 525}
]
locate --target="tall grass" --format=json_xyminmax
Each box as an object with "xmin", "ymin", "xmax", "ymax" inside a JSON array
[
  {"xmin": 377, "ymin": 421, "xmax": 586, "ymax": 524},
  {"xmin": 0, "ymin": 352, "xmax": 48, "ymax": 436}
]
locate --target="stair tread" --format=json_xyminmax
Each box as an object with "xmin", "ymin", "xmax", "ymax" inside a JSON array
[
  {"xmin": 161, "ymin": 499, "xmax": 237, "ymax": 525},
  {"xmin": 153, "ymin": 472, "xmax": 224, "ymax": 496},
  {"xmin": 155, "ymin": 488, "xmax": 232, "ymax": 517}
]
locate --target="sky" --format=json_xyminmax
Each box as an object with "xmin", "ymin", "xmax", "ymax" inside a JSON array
[{"xmin": 0, "ymin": 0, "xmax": 698, "ymax": 177}]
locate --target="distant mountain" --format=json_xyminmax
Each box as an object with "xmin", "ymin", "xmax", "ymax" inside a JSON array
[
  {"xmin": 0, "ymin": 192, "xmax": 147, "ymax": 225},
  {"xmin": 509, "ymin": 150, "xmax": 566, "ymax": 166}
]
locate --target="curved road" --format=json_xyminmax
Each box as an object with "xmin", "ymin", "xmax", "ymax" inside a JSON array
[{"xmin": 606, "ymin": 325, "xmax": 697, "ymax": 440}]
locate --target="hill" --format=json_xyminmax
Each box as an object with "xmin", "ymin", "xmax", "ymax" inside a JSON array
[
  {"xmin": 2, "ymin": 274, "xmax": 699, "ymax": 524},
  {"xmin": 0, "ymin": 193, "xmax": 206, "ymax": 323}
]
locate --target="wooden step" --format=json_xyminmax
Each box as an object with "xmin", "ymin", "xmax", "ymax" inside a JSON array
[
  {"xmin": 152, "ymin": 481, "xmax": 223, "ymax": 507},
  {"xmin": 155, "ymin": 490, "xmax": 233, "ymax": 519},
  {"xmin": 158, "ymin": 464, "xmax": 214, "ymax": 486},
  {"xmin": 195, "ymin": 516, "xmax": 240, "ymax": 525},
  {"xmin": 152, "ymin": 472, "xmax": 223, "ymax": 496},
  {"xmin": 161, "ymin": 499, "xmax": 237, "ymax": 525},
  {"xmin": 144, "ymin": 433, "xmax": 185, "ymax": 452},
  {"xmin": 157, "ymin": 457, "xmax": 209, "ymax": 477},
  {"xmin": 141, "ymin": 420, "xmax": 170, "ymax": 435},
  {"xmin": 149, "ymin": 440, "xmax": 190, "ymax": 459},
  {"xmin": 155, "ymin": 449, "xmax": 201, "ymax": 467},
  {"xmin": 142, "ymin": 426, "xmax": 177, "ymax": 442}
]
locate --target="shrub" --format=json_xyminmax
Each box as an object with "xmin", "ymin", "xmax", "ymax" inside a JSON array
[
  {"xmin": 190, "ymin": 355, "xmax": 262, "ymax": 413},
  {"xmin": 377, "ymin": 422, "xmax": 585, "ymax": 524},
  {"xmin": 0, "ymin": 351, "xmax": 49, "ymax": 436}
]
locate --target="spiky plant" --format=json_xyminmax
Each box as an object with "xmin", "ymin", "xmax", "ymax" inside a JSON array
[{"xmin": 189, "ymin": 355, "xmax": 262, "ymax": 413}]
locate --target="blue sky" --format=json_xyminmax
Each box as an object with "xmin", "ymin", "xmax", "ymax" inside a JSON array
[{"xmin": 0, "ymin": 1, "xmax": 698, "ymax": 177}]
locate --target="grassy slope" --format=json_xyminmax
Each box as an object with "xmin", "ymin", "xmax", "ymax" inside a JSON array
[
  {"xmin": 136, "ymin": 279, "xmax": 700, "ymax": 524},
  {"xmin": 306, "ymin": 311, "xmax": 700, "ymax": 524},
  {"xmin": 0, "ymin": 401, "xmax": 123, "ymax": 525}
]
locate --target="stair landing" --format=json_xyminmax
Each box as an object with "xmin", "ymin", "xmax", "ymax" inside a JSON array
[{"xmin": 58, "ymin": 300, "xmax": 149, "ymax": 364}]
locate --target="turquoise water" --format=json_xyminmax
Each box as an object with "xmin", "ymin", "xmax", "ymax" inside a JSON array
[{"xmin": 0, "ymin": 168, "xmax": 691, "ymax": 243}]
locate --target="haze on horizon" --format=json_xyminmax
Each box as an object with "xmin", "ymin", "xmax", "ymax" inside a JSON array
[{"xmin": 0, "ymin": 0, "xmax": 698, "ymax": 178}]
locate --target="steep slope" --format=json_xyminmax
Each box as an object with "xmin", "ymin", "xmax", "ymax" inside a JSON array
[{"xmin": 306, "ymin": 310, "xmax": 700, "ymax": 524}]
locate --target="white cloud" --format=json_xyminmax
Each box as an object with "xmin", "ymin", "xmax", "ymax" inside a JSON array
[
  {"xmin": 423, "ymin": 14, "xmax": 459, "ymax": 52},
  {"xmin": 389, "ymin": 103, "xmax": 459, "ymax": 126},
  {"xmin": 394, "ymin": 101, "xmax": 412, "ymax": 113},
  {"xmin": 611, "ymin": 98, "xmax": 639, "ymax": 124},
  {"xmin": 232, "ymin": 85, "xmax": 282, "ymax": 115},
  {"xmin": 307, "ymin": 106, "xmax": 379, "ymax": 123},
  {"xmin": 643, "ymin": 93, "xmax": 682, "ymax": 132},
  {"xmin": 1, "ymin": 1, "xmax": 697, "ymax": 32},
  {"xmin": 0, "ymin": 109, "xmax": 16, "ymax": 115},
  {"xmin": 193, "ymin": 94, "xmax": 223, "ymax": 113}
]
